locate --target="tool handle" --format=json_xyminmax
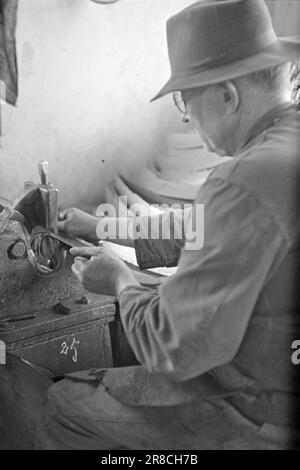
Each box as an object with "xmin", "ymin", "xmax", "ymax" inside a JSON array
[
  {"xmin": 6, "ymin": 314, "xmax": 36, "ymax": 322},
  {"xmin": 38, "ymin": 161, "xmax": 49, "ymax": 185}
]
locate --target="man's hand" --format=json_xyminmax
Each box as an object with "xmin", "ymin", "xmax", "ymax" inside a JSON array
[
  {"xmin": 70, "ymin": 245, "xmax": 139, "ymax": 296},
  {"xmin": 58, "ymin": 208, "xmax": 99, "ymax": 242}
]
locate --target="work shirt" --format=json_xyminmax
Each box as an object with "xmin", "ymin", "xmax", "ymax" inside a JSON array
[{"xmin": 118, "ymin": 104, "xmax": 300, "ymax": 436}]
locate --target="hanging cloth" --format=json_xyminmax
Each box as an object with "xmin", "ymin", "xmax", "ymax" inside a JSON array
[{"xmin": 0, "ymin": 0, "xmax": 19, "ymax": 106}]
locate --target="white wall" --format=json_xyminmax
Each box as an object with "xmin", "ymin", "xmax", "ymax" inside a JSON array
[{"xmin": 0, "ymin": 0, "xmax": 191, "ymax": 208}]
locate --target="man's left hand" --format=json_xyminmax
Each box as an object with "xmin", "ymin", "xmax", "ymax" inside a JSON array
[{"xmin": 70, "ymin": 245, "xmax": 138, "ymax": 296}]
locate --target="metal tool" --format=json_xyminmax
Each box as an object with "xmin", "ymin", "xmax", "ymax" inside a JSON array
[
  {"xmin": 6, "ymin": 225, "xmax": 67, "ymax": 276},
  {"xmin": 0, "ymin": 314, "xmax": 36, "ymax": 332},
  {"xmin": 0, "ymin": 162, "xmax": 67, "ymax": 277},
  {"xmin": 1, "ymin": 314, "xmax": 36, "ymax": 323},
  {"xmin": 37, "ymin": 160, "xmax": 59, "ymax": 234},
  {"xmin": 38, "ymin": 161, "xmax": 48, "ymax": 186}
]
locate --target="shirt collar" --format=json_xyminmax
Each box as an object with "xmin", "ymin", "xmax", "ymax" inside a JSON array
[{"xmin": 236, "ymin": 102, "xmax": 298, "ymax": 155}]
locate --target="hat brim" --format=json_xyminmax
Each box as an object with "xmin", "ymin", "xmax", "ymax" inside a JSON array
[{"xmin": 150, "ymin": 37, "xmax": 300, "ymax": 102}]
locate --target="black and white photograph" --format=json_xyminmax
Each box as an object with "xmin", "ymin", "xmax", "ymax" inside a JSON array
[{"xmin": 0, "ymin": 0, "xmax": 300, "ymax": 453}]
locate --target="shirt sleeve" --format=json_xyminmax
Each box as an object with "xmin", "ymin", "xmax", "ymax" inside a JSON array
[
  {"xmin": 133, "ymin": 209, "xmax": 186, "ymax": 270},
  {"xmin": 119, "ymin": 177, "xmax": 288, "ymax": 381}
]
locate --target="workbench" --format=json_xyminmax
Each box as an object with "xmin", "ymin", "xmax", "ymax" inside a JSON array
[{"xmin": 0, "ymin": 221, "xmax": 137, "ymax": 448}]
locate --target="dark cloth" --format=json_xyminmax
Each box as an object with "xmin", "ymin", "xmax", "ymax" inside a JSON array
[
  {"xmin": 134, "ymin": 209, "xmax": 185, "ymax": 270},
  {"xmin": 0, "ymin": 0, "xmax": 19, "ymax": 106},
  {"xmin": 37, "ymin": 104, "xmax": 300, "ymax": 450}
]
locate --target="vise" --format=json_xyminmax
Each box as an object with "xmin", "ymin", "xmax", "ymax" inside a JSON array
[{"xmin": 0, "ymin": 162, "xmax": 67, "ymax": 277}]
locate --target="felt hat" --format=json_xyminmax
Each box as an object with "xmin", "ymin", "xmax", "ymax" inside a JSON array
[{"xmin": 151, "ymin": 0, "xmax": 300, "ymax": 101}]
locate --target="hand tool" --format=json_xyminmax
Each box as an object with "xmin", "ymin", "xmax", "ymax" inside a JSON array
[
  {"xmin": 0, "ymin": 314, "xmax": 36, "ymax": 332},
  {"xmin": 0, "ymin": 162, "xmax": 67, "ymax": 276}
]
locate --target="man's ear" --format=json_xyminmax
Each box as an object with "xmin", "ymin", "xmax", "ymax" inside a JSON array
[{"xmin": 221, "ymin": 81, "xmax": 240, "ymax": 114}]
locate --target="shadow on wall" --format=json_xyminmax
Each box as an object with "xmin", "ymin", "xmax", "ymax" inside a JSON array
[{"xmin": 0, "ymin": 0, "xmax": 191, "ymax": 209}]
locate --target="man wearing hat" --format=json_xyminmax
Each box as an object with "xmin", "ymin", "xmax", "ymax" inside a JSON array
[{"xmin": 37, "ymin": 0, "xmax": 300, "ymax": 449}]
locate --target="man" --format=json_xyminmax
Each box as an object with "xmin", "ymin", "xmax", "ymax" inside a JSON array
[{"xmin": 37, "ymin": 0, "xmax": 300, "ymax": 449}]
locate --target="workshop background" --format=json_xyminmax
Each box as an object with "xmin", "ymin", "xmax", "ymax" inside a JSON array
[{"xmin": 0, "ymin": 0, "xmax": 299, "ymax": 209}]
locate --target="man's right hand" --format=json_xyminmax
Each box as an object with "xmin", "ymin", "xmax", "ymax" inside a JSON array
[{"xmin": 58, "ymin": 208, "xmax": 99, "ymax": 243}]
